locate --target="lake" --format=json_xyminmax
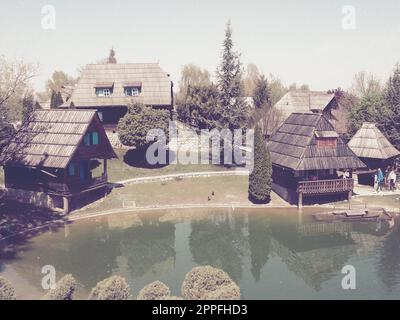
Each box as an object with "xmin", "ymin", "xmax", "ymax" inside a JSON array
[{"xmin": 0, "ymin": 207, "xmax": 399, "ymax": 299}]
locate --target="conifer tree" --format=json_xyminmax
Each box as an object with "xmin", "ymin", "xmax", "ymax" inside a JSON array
[
  {"xmin": 248, "ymin": 126, "xmax": 272, "ymax": 203},
  {"xmin": 216, "ymin": 21, "xmax": 250, "ymax": 130}
]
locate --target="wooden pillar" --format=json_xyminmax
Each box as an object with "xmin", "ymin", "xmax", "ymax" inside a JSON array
[
  {"xmin": 348, "ymin": 190, "xmax": 352, "ymax": 209},
  {"xmin": 63, "ymin": 196, "xmax": 70, "ymax": 214},
  {"xmin": 298, "ymin": 191, "xmax": 303, "ymax": 209},
  {"xmin": 103, "ymin": 158, "xmax": 108, "ymax": 178}
]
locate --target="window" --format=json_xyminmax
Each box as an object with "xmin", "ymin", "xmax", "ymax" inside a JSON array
[
  {"xmin": 84, "ymin": 133, "xmax": 91, "ymax": 146},
  {"xmin": 95, "ymin": 88, "xmax": 112, "ymax": 97},
  {"xmin": 124, "ymin": 87, "xmax": 141, "ymax": 96},
  {"xmin": 92, "ymin": 132, "xmax": 99, "ymax": 145},
  {"xmin": 67, "ymin": 163, "xmax": 76, "ymax": 176},
  {"xmin": 316, "ymin": 138, "xmax": 337, "ymax": 148}
]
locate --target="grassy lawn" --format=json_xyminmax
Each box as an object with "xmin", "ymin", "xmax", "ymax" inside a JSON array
[
  {"xmin": 99, "ymin": 149, "xmax": 231, "ymax": 183},
  {"xmin": 75, "ymin": 175, "xmax": 286, "ymax": 215}
]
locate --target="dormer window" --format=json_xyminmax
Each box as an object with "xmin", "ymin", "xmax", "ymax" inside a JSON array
[
  {"xmin": 124, "ymin": 82, "xmax": 142, "ymax": 97},
  {"xmin": 315, "ymin": 131, "xmax": 338, "ymax": 148},
  {"xmin": 124, "ymin": 87, "xmax": 140, "ymax": 96},
  {"xmin": 95, "ymin": 81, "xmax": 114, "ymax": 97},
  {"xmin": 95, "ymin": 87, "xmax": 112, "ymax": 97}
]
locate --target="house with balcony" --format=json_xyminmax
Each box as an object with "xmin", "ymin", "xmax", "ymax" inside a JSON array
[
  {"xmin": 0, "ymin": 110, "xmax": 117, "ymax": 213},
  {"xmin": 268, "ymin": 113, "xmax": 366, "ymax": 207},
  {"xmin": 63, "ymin": 63, "xmax": 173, "ymax": 132}
]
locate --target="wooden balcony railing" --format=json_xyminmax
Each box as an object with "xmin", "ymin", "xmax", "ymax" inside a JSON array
[
  {"xmin": 47, "ymin": 174, "xmax": 108, "ymax": 195},
  {"xmin": 297, "ymin": 178, "xmax": 354, "ymax": 195}
]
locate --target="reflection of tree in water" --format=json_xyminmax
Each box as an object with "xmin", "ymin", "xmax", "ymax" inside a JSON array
[
  {"xmin": 377, "ymin": 226, "xmax": 400, "ymax": 291},
  {"xmin": 189, "ymin": 213, "xmax": 247, "ymax": 283},
  {"xmin": 6, "ymin": 220, "xmax": 123, "ymax": 290},
  {"xmin": 248, "ymin": 215, "xmax": 271, "ymax": 282},
  {"xmin": 120, "ymin": 221, "xmax": 176, "ymax": 279}
]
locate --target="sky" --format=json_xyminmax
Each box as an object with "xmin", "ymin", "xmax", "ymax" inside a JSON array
[{"xmin": 1, "ymin": 0, "xmax": 400, "ymax": 92}]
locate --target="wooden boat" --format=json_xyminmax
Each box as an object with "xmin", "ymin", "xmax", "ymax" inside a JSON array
[{"xmin": 312, "ymin": 208, "xmax": 392, "ymax": 222}]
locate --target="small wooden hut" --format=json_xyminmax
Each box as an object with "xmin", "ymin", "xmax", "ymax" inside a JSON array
[
  {"xmin": 347, "ymin": 122, "xmax": 400, "ymax": 185},
  {"xmin": 0, "ymin": 110, "xmax": 117, "ymax": 213},
  {"xmin": 268, "ymin": 113, "xmax": 366, "ymax": 207}
]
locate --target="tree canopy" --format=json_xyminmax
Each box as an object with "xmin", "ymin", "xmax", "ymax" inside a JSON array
[
  {"xmin": 248, "ymin": 126, "xmax": 272, "ymax": 203},
  {"xmin": 216, "ymin": 21, "xmax": 250, "ymax": 130},
  {"xmin": 118, "ymin": 103, "xmax": 170, "ymax": 149}
]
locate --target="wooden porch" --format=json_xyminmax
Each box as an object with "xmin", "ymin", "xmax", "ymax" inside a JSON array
[
  {"xmin": 47, "ymin": 174, "xmax": 108, "ymax": 196},
  {"xmin": 297, "ymin": 178, "xmax": 354, "ymax": 208}
]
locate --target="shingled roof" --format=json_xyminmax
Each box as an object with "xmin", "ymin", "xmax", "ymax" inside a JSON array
[
  {"xmin": 65, "ymin": 63, "xmax": 173, "ymax": 108},
  {"xmin": 0, "ymin": 110, "xmax": 116, "ymax": 169},
  {"xmin": 269, "ymin": 113, "xmax": 366, "ymax": 171},
  {"xmin": 274, "ymin": 91, "xmax": 336, "ymax": 119},
  {"xmin": 348, "ymin": 122, "xmax": 400, "ymax": 159}
]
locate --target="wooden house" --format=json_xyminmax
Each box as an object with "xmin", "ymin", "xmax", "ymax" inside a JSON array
[
  {"xmin": 0, "ymin": 110, "xmax": 117, "ymax": 213},
  {"xmin": 273, "ymin": 90, "xmax": 337, "ymax": 126},
  {"xmin": 347, "ymin": 122, "xmax": 400, "ymax": 184},
  {"xmin": 63, "ymin": 63, "xmax": 173, "ymax": 131},
  {"xmin": 268, "ymin": 113, "xmax": 366, "ymax": 207}
]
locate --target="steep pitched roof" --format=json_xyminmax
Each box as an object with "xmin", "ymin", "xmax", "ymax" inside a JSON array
[
  {"xmin": 0, "ymin": 110, "xmax": 117, "ymax": 169},
  {"xmin": 348, "ymin": 122, "xmax": 400, "ymax": 159},
  {"xmin": 268, "ymin": 113, "xmax": 366, "ymax": 171},
  {"xmin": 274, "ymin": 91, "xmax": 336, "ymax": 119},
  {"xmin": 65, "ymin": 63, "xmax": 172, "ymax": 108}
]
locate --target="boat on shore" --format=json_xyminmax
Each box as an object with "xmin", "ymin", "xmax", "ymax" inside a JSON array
[{"xmin": 312, "ymin": 208, "xmax": 393, "ymax": 222}]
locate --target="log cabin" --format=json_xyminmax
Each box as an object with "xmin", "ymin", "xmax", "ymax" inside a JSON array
[
  {"xmin": 62, "ymin": 63, "xmax": 173, "ymax": 132},
  {"xmin": 347, "ymin": 122, "xmax": 400, "ymax": 185},
  {"xmin": 0, "ymin": 110, "xmax": 117, "ymax": 213},
  {"xmin": 268, "ymin": 113, "xmax": 366, "ymax": 207}
]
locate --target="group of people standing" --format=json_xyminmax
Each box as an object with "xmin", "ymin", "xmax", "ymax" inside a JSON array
[{"xmin": 374, "ymin": 167, "xmax": 398, "ymax": 192}]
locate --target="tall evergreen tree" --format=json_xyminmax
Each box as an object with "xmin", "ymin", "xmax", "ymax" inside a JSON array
[
  {"xmin": 22, "ymin": 93, "xmax": 35, "ymax": 123},
  {"xmin": 384, "ymin": 63, "xmax": 400, "ymax": 150},
  {"xmin": 216, "ymin": 21, "xmax": 250, "ymax": 130},
  {"xmin": 253, "ymin": 74, "xmax": 270, "ymax": 108},
  {"xmin": 108, "ymin": 48, "xmax": 117, "ymax": 64},
  {"xmin": 50, "ymin": 90, "xmax": 64, "ymax": 109},
  {"xmin": 248, "ymin": 126, "xmax": 272, "ymax": 203}
]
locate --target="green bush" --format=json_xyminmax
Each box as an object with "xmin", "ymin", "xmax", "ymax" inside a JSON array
[
  {"xmin": 137, "ymin": 281, "xmax": 170, "ymax": 300},
  {"xmin": 181, "ymin": 265, "xmax": 240, "ymax": 300},
  {"xmin": 88, "ymin": 275, "xmax": 131, "ymax": 300},
  {"xmin": 117, "ymin": 103, "xmax": 170, "ymax": 150},
  {"xmin": 0, "ymin": 277, "xmax": 16, "ymax": 300}
]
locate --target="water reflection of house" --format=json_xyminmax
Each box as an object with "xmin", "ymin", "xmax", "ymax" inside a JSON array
[
  {"xmin": 269, "ymin": 113, "xmax": 366, "ymax": 207},
  {"xmin": 270, "ymin": 221, "xmax": 392, "ymax": 290}
]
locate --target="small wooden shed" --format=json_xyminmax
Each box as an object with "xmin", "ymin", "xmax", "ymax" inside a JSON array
[
  {"xmin": 347, "ymin": 122, "xmax": 400, "ymax": 184},
  {"xmin": 0, "ymin": 110, "xmax": 117, "ymax": 213}
]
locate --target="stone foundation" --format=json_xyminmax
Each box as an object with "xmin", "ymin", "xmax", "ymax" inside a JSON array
[{"xmin": 4, "ymin": 188, "xmax": 65, "ymax": 212}]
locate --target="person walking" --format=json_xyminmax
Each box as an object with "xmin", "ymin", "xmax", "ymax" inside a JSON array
[
  {"xmin": 389, "ymin": 169, "xmax": 397, "ymax": 191},
  {"xmin": 377, "ymin": 168, "xmax": 384, "ymax": 192}
]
